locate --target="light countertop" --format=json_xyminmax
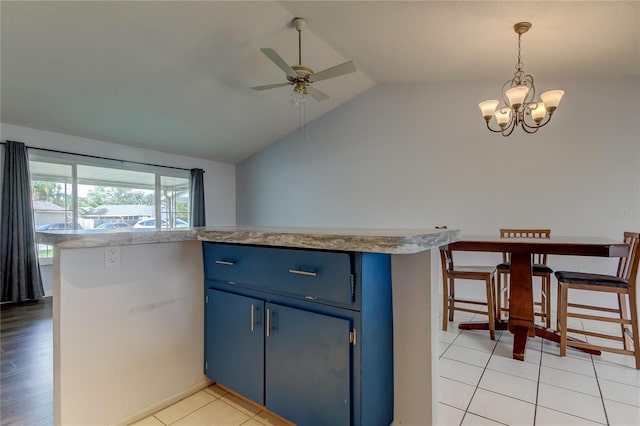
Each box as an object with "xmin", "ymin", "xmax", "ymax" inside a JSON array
[{"xmin": 36, "ymin": 226, "xmax": 459, "ymax": 254}]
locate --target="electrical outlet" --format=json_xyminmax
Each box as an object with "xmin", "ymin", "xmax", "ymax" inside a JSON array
[{"xmin": 105, "ymin": 246, "xmax": 120, "ymax": 268}]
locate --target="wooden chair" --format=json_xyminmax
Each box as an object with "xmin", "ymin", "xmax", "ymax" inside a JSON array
[
  {"xmin": 497, "ymin": 228, "xmax": 553, "ymax": 328},
  {"xmin": 440, "ymin": 245, "xmax": 497, "ymax": 340},
  {"xmin": 555, "ymin": 231, "xmax": 640, "ymax": 369}
]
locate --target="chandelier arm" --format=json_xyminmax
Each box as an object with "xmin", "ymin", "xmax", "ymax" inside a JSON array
[
  {"xmin": 487, "ymin": 105, "xmax": 517, "ymax": 134},
  {"xmin": 485, "ymin": 115, "xmax": 517, "ymax": 136},
  {"xmin": 520, "ymin": 123, "xmax": 540, "ymax": 134},
  {"xmin": 522, "ymin": 74, "xmax": 536, "ymax": 103},
  {"xmin": 521, "ymin": 113, "xmax": 553, "ymax": 130},
  {"xmin": 500, "ymin": 122, "xmax": 517, "ymax": 137},
  {"xmin": 485, "ymin": 121, "xmax": 507, "ymax": 133}
]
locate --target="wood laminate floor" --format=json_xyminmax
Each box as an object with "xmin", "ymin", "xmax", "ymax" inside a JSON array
[{"xmin": 0, "ymin": 297, "xmax": 53, "ymax": 426}]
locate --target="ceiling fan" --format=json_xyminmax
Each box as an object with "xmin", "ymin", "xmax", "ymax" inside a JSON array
[{"xmin": 251, "ymin": 17, "xmax": 357, "ymax": 105}]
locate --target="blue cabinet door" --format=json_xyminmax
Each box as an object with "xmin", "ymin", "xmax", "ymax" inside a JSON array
[
  {"xmin": 265, "ymin": 303, "xmax": 351, "ymax": 426},
  {"xmin": 205, "ymin": 289, "xmax": 264, "ymax": 404}
]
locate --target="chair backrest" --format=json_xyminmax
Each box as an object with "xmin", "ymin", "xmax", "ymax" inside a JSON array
[
  {"xmin": 440, "ymin": 245, "xmax": 454, "ymax": 273},
  {"xmin": 618, "ymin": 232, "xmax": 640, "ymax": 291},
  {"xmin": 499, "ymin": 228, "xmax": 551, "ymax": 265}
]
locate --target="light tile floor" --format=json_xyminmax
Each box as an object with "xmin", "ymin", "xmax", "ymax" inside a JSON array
[
  {"xmin": 133, "ymin": 312, "xmax": 640, "ymax": 426},
  {"xmin": 131, "ymin": 384, "xmax": 293, "ymax": 426},
  {"xmin": 438, "ymin": 312, "xmax": 640, "ymax": 426}
]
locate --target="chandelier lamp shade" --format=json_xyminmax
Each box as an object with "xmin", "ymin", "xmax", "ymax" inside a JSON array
[{"xmin": 479, "ymin": 22, "xmax": 565, "ymax": 136}]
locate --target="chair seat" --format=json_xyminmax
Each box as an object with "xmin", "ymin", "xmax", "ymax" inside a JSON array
[
  {"xmin": 555, "ymin": 271, "xmax": 629, "ymax": 288},
  {"xmin": 497, "ymin": 262, "xmax": 553, "ymax": 274}
]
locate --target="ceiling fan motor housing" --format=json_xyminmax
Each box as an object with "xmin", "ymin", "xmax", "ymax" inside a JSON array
[{"xmin": 288, "ymin": 65, "xmax": 314, "ymax": 84}]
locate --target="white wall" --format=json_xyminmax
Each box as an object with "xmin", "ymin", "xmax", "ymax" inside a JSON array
[
  {"xmin": 55, "ymin": 241, "xmax": 206, "ymax": 425},
  {"xmin": 237, "ymin": 78, "xmax": 639, "ymax": 233},
  {"xmin": 1, "ymin": 123, "xmax": 237, "ymax": 226},
  {"xmin": 1, "ymin": 123, "xmax": 236, "ymax": 299},
  {"xmin": 237, "ymin": 77, "xmax": 640, "ymax": 305}
]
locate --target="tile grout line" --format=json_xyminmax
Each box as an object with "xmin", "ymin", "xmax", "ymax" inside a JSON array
[
  {"xmin": 592, "ymin": 351, "xmax": 611, "ymax": 425},
  {"xmin": 458, "ymin": 330, "xmax": 502, "ymax": 425},
  {"xmin": 152, "ymin": 414, "xmax": 168, "ymax": 426},
  {"xmin": 533, "ymin": 338, "xmax": 545, "ymax": 426},
  {"xmin": 159, "ymin": 390, "xmax": 223, "ymax": 426},
  {"xmin": 540, "ymin": 320, "xmax": 611, "ymax": 425}
]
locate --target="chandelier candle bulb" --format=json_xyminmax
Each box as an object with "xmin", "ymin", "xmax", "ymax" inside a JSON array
[
  {"xmin": 495, "ymin": 109, "xmax": 511, "ymax": 128},
  {"xmin": 540, "ymin": 90, "xmax": 565, "ymax": 112},
  {"xmin": 479, "ymin": 100, "xmax": 500, "ymax": 120},
  {"xmin": 506, "ymin": 85, "xmax": 530, "ymax": 109},
  {"xmin": 531, "ymin": 102, "xmax": 547, "ymax": 122}
]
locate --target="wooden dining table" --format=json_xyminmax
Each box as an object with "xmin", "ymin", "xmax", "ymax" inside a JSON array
[{"xmin": 448, "ymin": 235, "xmax": 630, "ymax": 361}]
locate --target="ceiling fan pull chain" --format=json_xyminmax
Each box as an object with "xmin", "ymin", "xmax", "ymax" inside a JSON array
[{"xmin": 298, "ymin": 26, "xmax": 302, "ymax": 65}]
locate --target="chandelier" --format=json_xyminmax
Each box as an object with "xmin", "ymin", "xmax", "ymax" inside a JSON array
[{"xmin": 479, "ymin": 22, "xmax": 564, "ymax": 136}]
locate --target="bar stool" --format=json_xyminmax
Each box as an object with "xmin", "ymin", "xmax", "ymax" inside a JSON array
[
  {"xmin": 497, "ymin": 228, "xmax": 553, "ymax": 328},
  {"xmin": 440, "ymin": 245, "xmax": 497, "ymax": 340},
  {"xmin": 555, "ymin": 231, "xmax": 640, "ymax": 369}
]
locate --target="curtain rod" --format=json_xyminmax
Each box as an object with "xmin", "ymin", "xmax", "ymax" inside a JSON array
[{"xmin": 1, "ymin": 141, "xmax": 195, "ymax": 172}]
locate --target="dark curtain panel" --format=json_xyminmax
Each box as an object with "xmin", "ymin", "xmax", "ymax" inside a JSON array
[
  {"xmin": 190, "ymin": 168, "xmax": 206, "ymax": 227},
  {"xmin": 0, "ymin": 141, "xmax": 44, "ymax": 302}
]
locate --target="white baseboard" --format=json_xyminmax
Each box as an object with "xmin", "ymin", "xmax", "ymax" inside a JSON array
[{"xmin": 113, "ymin": 378, "xmax": 213, "ymax": 426}]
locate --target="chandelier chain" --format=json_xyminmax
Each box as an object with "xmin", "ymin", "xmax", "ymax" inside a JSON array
[{"xmin": 514, "ymin": 33, "xmax": 525, "ymax": 84}]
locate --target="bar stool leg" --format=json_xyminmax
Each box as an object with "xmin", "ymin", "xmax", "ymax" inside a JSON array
[
  {"xmin": 442, "ymin": 277, "xmax": 449, "ymax": 332},
  {"xmin": 486, "ymin": 276, "xmax": 496, "ymax": 340},
  {"xmin": 544, "ymin": 275, "xmax": 551, "ymax": 329},
  {"xmin": 558, "ymin": 282, "xmax": 569, "ymax": 357}
]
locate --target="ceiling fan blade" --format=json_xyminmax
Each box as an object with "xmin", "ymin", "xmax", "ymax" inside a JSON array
[
  {"xmin": 307, "ymin": 86, "xmax": 329, "ymax": 102},
  {"xmin": 310, "ymin": 61, "xmax": 356, "ymax": 82},
  {"xmin": 260, "ymin": 48, "xmax": 298, "ymax": 79},
  {"xmin": 251, "ymin": 82, "xmax": 291, "ymax": 91}
]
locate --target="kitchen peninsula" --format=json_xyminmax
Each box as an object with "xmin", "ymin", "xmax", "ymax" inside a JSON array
[{"xmin": 37, "ymin": 227, "xmax": 459, "ymax": 426}]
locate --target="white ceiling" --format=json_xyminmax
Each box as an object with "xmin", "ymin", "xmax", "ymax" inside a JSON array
[{"xmin": 2, "ymin": 1, "xmax": 638, "ymax": 164}]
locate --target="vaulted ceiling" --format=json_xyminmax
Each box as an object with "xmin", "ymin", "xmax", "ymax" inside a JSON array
[{"xmin": 2, "ymin": 1, "xmax": 638, "ymax": 163}]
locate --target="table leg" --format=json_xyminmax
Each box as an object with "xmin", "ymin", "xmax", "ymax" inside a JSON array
[
  {"xmin": 507, "ymin": 252, "xmax": 535, "ymax": 360},
  {"xmin": 535, "ymin": 327, "xmax": 601, "ymax": 355},
  {"xmin": 458, "ymin": 251, "xmax": 600, "ymax": 361},
  {"xmin": 512, "ymin": 326, "xmax": 530, "ymax": 361}
]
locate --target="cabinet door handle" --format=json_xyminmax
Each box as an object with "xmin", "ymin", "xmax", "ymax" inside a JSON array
[
  {"xmin": 288, "ymin": 269, "xmax": 317, "ymax": 277},
  {"xmin": 266, "ymin": 308, "xmax": 270, "ymax": 337},
  {"xmin": 250, "ymin": 304, "xmax": 255, "ymax": 332},
  {"xmin": 215, "ymin": 260, "xmax": 235, "ymax": 266}
]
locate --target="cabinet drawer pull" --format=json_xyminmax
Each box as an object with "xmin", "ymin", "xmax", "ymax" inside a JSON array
[
  {"xmin": 215, "ymin": 260, "xmax": 236, "ymax": 266},
  {"xmin": 266, "ymin": 308, "xmax": 271, "ymax": 337},
  {"xmin": 288, "ymin": 269, "xmax": 317, "ymax": 277},
  {"xmin": 250, "ymin": 304, "xmax": 255, "ymax": 332},
  {"xmin": 304, "ymin": 296, "xmax": 317, "ymax": 300}
]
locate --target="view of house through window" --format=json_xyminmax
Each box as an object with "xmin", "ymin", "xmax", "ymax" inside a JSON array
[{"xmin": 30, "ymin": 155, "xmax": 191, "ymax": 260}]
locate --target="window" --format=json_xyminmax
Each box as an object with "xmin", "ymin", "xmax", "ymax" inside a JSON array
[
  {"xmin": 161, "ymin": 175, "xmax": 190, "ymax": 228},
  {"xmin": 30, "ymin": 152, "xmax": 191, "ymax": 261}
]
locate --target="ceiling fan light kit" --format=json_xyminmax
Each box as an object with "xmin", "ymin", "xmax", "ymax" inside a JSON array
[
  {"xmin": 479, "ymin": 22, "xmax": 565, "ymax": 136},
  {"xmin": 251, "ymin": 17, "xmax": 357, "ymax": 105}
]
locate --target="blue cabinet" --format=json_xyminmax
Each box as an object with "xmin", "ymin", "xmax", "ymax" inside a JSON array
[
  {"xmin": 203, "ymin": 243, "xmax": 393, "ymax": 426},
  {"xmin": 265, "ymin": 303, "xmax": 351, "ymax": 426},
  {"xmin": 205, "ymin": 289, "xmax": 264, "ymax": 404}
]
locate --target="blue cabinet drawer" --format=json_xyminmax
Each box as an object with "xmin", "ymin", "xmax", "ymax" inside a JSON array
[
  {"xmin": 203, "ymin": 243, "xmax": 269, "ymax": 288},
  {"xmin": 203, "ymin": 243, "xmax": 354, "ymax": 305},
  {"xmin": 265, "ymin": 248, "xmax": 354, "ymax": 306}
]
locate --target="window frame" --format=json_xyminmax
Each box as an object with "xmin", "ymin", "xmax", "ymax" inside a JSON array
[{"xmin": 30, "ymin": 151, "xmax": 191, "ymax": 262}]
